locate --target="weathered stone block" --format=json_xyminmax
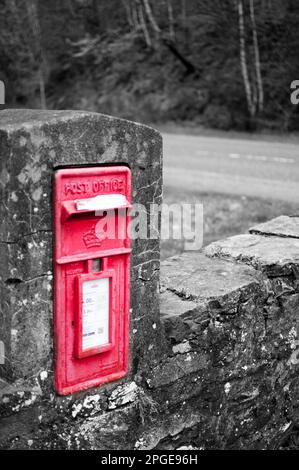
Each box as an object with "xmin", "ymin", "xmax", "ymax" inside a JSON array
[
  {"xmin": 160, "ymin": 290, "xmax": 198, "ymax": 344},
  {"xmin": 161, "ymin": 252, "xmax": 262, "ymax": 302},
  {"xmin": 160, "ymin": 252, "xmax": 264, "ymax": 348},
  {"xmin": 204, "ymin": 234, "xmax": 299, "ymax": 276},
  {"xmin": 250, "ymin": 215, "xmax": 299, "ymax": 239}
]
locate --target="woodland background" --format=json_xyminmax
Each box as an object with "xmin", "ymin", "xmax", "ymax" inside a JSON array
[{"xmin": 1, "ymin": 0, "xmax": 299, "ymax": 132}]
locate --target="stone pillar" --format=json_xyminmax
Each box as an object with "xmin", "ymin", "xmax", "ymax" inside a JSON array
[{"xmin": 0, "ymin": 110, "xmax": 163, "ymax": 448}]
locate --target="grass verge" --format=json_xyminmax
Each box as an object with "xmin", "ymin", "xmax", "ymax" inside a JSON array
[{"xmin": 161, "ymin": 188, "xmax": 298, "ymax": 260}]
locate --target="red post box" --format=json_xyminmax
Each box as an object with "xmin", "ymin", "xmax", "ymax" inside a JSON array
[{"xmin": 54, "ymin": 166, "xmax": 131, "ymax": 395}]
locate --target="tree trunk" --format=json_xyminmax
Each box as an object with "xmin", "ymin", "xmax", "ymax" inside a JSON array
[
  {"xmin": 131, "ymin": 0, "xmax": 139, "ymax": 30},
  {"xmin": 237, "ymin": 0, "xmax": 255, "ymax": 117},
  {"xmin": 38, "ymin": 68, "xmax": 47, "ymax": 110},
  {"xmin": 122, "ymin": 0, "xmax": 133, "ymax": 29},
  {"xmin": 181, "ymin": 0, "xmax": 188, "ymax": 44},
  {"xmin": 249, "ymin": 0, "xmax": 264, "ymax": 112},
  {"xmin": 67, "ymin": 0, "xmax": 76, "ymax": 18},
  {"xmin": 136, "ymin": 0, "xmax": 152, "ymax": 48},
  {"xmin": 142, "ymin": 0, "xmax": 161, "ymax": 34},
  {"xmin": 181, "ymin": 0, "xmax": 186, "ymax": 26},
  {"xmin": 25, "ymin": 0, "xmax": 47, "ymax": 109},
  {"xmin": 167, "ymin": 0, "xmax": 175, "ymax": 41}
]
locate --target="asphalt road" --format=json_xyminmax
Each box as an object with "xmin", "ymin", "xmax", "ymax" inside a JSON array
[{"xmin": 162, "ymin": 132, "xmax": 299, "ymax": 203}]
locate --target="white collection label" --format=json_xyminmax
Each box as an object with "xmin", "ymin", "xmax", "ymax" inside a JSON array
[{"xmin": 82, "ymin": 278, "xmax": 110, "ymax": 350}]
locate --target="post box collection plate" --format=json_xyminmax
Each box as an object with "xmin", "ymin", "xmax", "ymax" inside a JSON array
[{"xmin": 54, "ymin": 166, "xmax": 131, "ymax": 395}]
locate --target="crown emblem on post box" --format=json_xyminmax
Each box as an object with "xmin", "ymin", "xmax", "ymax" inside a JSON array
[{"xmin": 83, "ymin": 225, "xmax": 105, "ymax": 248}]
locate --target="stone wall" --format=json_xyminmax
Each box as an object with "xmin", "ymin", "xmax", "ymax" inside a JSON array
[
  {"xmin": 0, "ymin": 110, "xmax": 298, "ymax": 449},
  {"xmin": 157, "ymin": 216, "xmax": 299, "ymax": 449}
]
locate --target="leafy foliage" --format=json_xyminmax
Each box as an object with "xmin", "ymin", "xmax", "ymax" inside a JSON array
[{"xmin": 1, "ymin": 0, "xmax": 299, "ymax": 131}]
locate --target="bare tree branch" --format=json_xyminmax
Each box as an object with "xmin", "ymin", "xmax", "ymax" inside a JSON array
[{"xmin": 142, "ymin": 0, "xmax": 195, "ymax": 73}]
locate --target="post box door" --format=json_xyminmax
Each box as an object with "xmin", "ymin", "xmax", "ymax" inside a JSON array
[{"xmin": 54, "ymin": 166, "xmax": 131, "ymax": 395}]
